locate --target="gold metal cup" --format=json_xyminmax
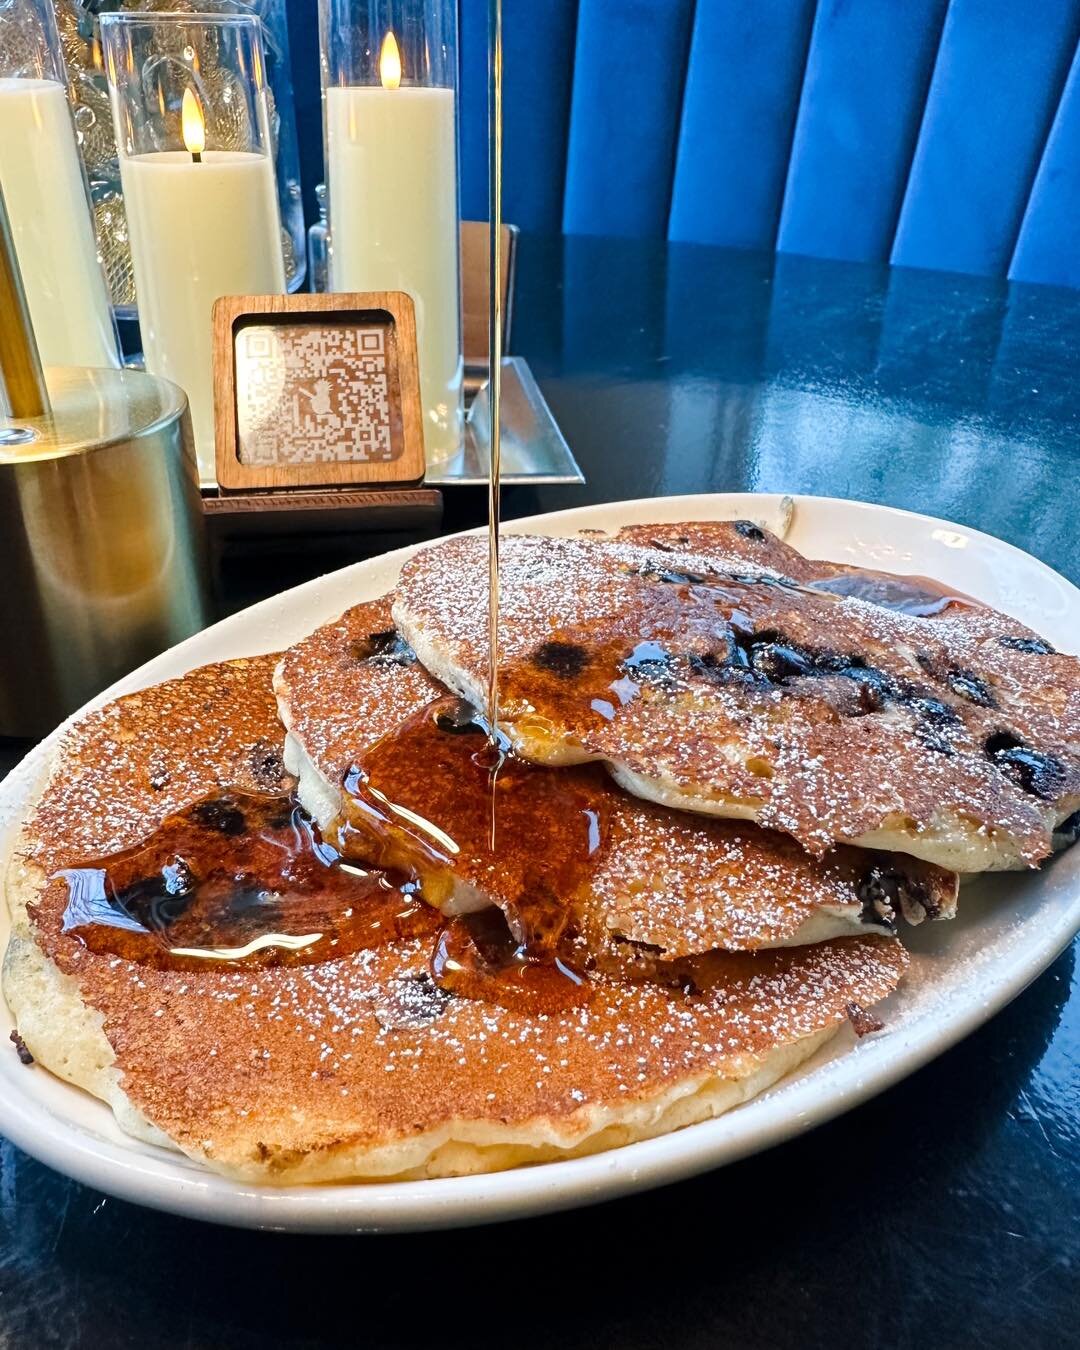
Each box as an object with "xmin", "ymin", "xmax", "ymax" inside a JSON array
[{"xmin": 0, "ymin": 365, "xmax": 211, "ymax": 736}]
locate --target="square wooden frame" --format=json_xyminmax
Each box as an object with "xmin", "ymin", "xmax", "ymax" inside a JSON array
[{"xmin": 212, "ymin": 291, "xmax": 426, "ymax": 492}]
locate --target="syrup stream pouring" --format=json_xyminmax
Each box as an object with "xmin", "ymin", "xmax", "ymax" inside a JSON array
[{"xmin": 485, "ymin": 0, "xmax": 505, "ymax": 846}]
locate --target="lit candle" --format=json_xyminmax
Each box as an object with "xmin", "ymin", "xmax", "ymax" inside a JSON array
[
  {"xmin": 325, "ymin": 28, "xmax": 463, "ymax": 465},
  {"xmin": 116, "ymin": 85, "xmax": 285, "ymax": 483},
  {"xmin": 0, "ymin": 78, "xmax": 118, "ymax": 370}
]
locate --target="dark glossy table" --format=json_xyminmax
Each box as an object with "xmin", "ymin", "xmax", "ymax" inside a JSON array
[{"xmin": 2, "ymin": 237, "xmax": 1078, "ymax": 1349}]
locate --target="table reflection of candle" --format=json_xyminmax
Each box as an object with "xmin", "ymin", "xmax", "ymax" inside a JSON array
[
  {"xmin": 326, "ymin": 31, "xmax": 462, "ymax": 465},
  {"xmin": 0, "ymin": 78, "xmax": 118, "ymax": 370},
  {"xmin": 118, "ymin": 89, "xmax": 285, "ymax": 482}
]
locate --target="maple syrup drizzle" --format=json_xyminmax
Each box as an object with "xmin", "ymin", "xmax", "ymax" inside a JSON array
[
  {"xmin": 55, "ymin": 716, "xmax": 599, "ymax": 1010},
  {"xmin": 431, "ymin": 909, "xmax": 588, "ymax": 1014},
  {"xmin": 56, "ymin": 789, "xmax": 436, "ymax": 972},
  {"xmin": 806, "ymin": 567, "xmax": 978, "ymax": 617},
  {"xmin": 631, "ymin": 558, "xmax": 977, "ymax": 618},
  {"xmin": 335, "ymin": 694, "xmax": 603, "ymax": 1008}
]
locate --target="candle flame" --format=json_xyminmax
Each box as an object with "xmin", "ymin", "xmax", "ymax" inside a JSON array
[
  {"xmin": 181, "ymin": 87, "xmax": 206, "ymax": 155},
  {"xmin": 380, "ymin": 30, "xmax": 401, "ymax": 89}
]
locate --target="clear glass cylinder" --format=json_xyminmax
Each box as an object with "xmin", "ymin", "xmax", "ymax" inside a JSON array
[
  {"xmin": 319, "ymin": 0, "xmax": 463, "ymax": 467},
  {"xmin": 0, "ymin": 0, "xmax": 120, "ymax": 368},
  {"xmin": 308, "ymin": 181, "xmax": 329, "ymax": 293},
  {"xmin": 252, "ymin": 0, "xmax": 307, "ymax": 291},
  {"xmin": 101, "ymin": 11, "xmax": 286, "ymax": 486},
  {"xmin": 59, "ymin": 1, "xmax": 307, "ymax": 315}
]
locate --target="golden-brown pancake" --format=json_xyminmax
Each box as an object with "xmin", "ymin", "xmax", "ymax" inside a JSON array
[
  {"xmin": 4, "ymin": 655, "xmax": 907, "ymax": 1182},
  {"xmin": 276, "ymin": 598, "xmax": 957, "ymax": 962},
  {"xmin": 392, "ymin": 531, "xmax": 1080, "ymax": 871}
]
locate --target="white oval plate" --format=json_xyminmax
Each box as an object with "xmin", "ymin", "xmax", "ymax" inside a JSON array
[{"xmin": 1, "ymin": 494, "xmax": 1077, "ymax": 1234}]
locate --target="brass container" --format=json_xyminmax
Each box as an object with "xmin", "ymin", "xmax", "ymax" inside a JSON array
[{"xmin": 0, "ymin": 365, "xmax": 211, "ymax": 736}]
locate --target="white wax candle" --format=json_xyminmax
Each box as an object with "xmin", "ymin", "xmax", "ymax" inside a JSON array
[
  {"xmin": 118, "ymin": 149, "xmax": 285, "ymax": 483},
  {"xmin": 326, "ymin": 85, "xmax": 462, "ymax": 465},
  {"xmin": 0, "ymin": 78, "xmax": 118, "ymax": 370}
]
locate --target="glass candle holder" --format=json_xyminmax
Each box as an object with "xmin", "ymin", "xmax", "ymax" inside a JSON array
[
  {"xmin": 58, "ymin": 0, "xmax": 307, "ymax": 316},
  {"xmin": 0, "ymin": 0, "xmax": 119, "ymax": 369},
  {"xmin": 320, "ymin": 0, "xmax": 463, "ymax": 467},
  {"xmin": 101, "ymin": 11, "xmax": 286, "ymax": 485}
]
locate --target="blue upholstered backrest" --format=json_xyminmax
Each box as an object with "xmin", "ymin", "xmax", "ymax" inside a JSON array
[{"xmin": 453, "ymin": 0, "xmax": 1080, "ymax": 287}]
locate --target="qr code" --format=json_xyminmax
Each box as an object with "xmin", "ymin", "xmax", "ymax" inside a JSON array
[{"xmin": 235, "ymin": 323, "xmax": 398, "ymax": 466}]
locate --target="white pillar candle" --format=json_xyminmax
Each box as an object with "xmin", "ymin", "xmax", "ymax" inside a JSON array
[
  {"xmin": 118, "ymin": 147, "xmax": 285, "ymax": 483},
  {"xmin": 326, "ymin": 81, "xmax": 462, "ymax": 465},
  {"xmin": 0, "ymin": 78, "xmax": 118, "ymax": 370}
]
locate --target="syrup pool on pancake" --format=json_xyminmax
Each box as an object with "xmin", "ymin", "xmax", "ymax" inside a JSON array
[
  {"xmin": 53, "ymin": 766, "xmax": 597, "ymax": 1012},
  {"xmin": 55, "ymin": 788, "xmax": 436, "ymax": 971},
  {"xmin": 613, "ymin": 520, "xmax": 982, "ymax": 618}
]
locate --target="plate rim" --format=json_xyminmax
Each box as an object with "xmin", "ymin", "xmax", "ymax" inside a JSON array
[{"xmin": 1, "ymin": 490, "xmax": 1077, "ymax": 1234}]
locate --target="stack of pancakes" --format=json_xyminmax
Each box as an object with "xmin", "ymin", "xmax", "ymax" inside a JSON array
[{"xmin": 5, "ymin": 520, "xmax": 1078, "ymax": 1183}]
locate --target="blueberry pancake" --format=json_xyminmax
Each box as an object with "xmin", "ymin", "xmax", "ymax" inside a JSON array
[
  {"xmin": 393, "ymin": 531, "xmax": 1080, "ymax": 870},
  {"xmin": 276, "ymin": 598, "xmax": 956, "ymax": 969}
]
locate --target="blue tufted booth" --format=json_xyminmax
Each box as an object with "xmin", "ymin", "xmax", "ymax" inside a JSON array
[{"xmin": 288, "ymin": 0, "xmax": 1080, "ymax": 288}]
